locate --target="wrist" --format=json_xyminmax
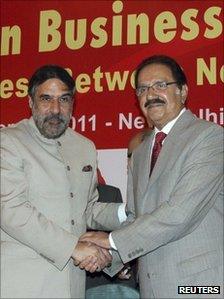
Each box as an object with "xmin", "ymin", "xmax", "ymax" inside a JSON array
[{"xmin": 109, "ymin": 233, "xmax": 117, "ymax": 250}]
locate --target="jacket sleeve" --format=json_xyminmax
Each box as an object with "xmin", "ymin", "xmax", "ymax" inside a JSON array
[{"xmin": 1, "ymin": 132, "xmax": 77, "ymax": 270}]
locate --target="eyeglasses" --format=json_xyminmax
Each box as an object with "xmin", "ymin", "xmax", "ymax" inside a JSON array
[{"xmin": 136, "ymin": 81, "xmax": 178, "ymax": 97}]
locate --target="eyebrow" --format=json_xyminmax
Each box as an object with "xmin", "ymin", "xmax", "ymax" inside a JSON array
[
  {"xmin": 39, "ymin": 92, "xmax": 73, "ymax": 98},
  {"xmin": 138, "ymin": 80, "xmax": 166, "ymax": 85}
]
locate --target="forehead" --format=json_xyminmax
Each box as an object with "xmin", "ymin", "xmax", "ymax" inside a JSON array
[
  {"xmin": 138, "ymin": 63, "xmax": 174, "ymax": 83},
  {"xmin": 35, "ymin": 78, "xmax": 69, "ymax": 95}
]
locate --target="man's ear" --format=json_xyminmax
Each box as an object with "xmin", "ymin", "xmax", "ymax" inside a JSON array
[
  {"xmin": 28, "ymin": 96, "xmax": 33, "ymax": 109},
  {"xmin": 180, "ymin": 84, "xmax": 188, "ymax": 104},
  {"xmin": 176, "ymin": 84, "xmax": 188, "ymax": 104}
]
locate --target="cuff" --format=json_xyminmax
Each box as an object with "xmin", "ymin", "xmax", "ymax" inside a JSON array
[
  {"xmin": 109, "ymin": 232, "xmax": 117, "ymax": 250},
  {"xmin": 118, "ymin": 203, "xmax": 127, "ymax": 223}
]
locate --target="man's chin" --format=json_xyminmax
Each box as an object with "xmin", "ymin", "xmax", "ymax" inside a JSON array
[
  {"xmin": 40, "ymin": 124, "xmax": 67, "ymax": 139},
  {"xmin": 145, "ymin": 108, "xmax": 165, "ymax": 124},
  {"xmin": 146, "ymin": 105, "xmax": 164, "ymax": 116}
]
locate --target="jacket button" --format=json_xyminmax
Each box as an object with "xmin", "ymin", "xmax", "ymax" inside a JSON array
[
  {"xmin": 70, "ymin": 192, "xmax": 74, "ymax": 198},
  {"xmin": 71, "ymin": 220, "xmax": 75, "ymax": 225},
  {"xmin": 67, "ymin": 165, "xmax": 70, "ymax": 171}
]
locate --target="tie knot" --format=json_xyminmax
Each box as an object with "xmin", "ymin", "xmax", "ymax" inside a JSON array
[{"xmin": 155, "ymin": 132, "xmax": 166, "ymax": 144}]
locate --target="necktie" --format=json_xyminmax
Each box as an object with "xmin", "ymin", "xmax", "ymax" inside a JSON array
[{"xmin": 150, "ymin": 132, "xmax": 167, "ymax": 175}]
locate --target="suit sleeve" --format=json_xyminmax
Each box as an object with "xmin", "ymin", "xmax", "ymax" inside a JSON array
[
  {"xmin": 111, "ymin": 125, "xmax": 223, "ymax": 263},
  {"xmin": 0, "ymin": 132, "xmax": 77, "ymax": 270}
]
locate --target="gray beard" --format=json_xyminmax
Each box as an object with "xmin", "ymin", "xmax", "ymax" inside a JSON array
[{"xmin": 33, "ymin": 112, "xmax": 71, "ymax": 139}]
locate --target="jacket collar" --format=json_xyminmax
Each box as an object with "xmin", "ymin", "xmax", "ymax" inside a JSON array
[{"xmin": 138, "ymin": 110, "xmax": 196, "ymax": 193}]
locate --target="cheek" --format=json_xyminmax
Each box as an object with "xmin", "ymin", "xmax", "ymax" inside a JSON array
[
  {"xmin": 37, "ymin": 108, "xmax": 49, "ymax": 116},
  {"xmin": 139, "ymin": 98, "xmax": 146, "ymax": 110},
  {"xmin": 167, "ymin": 97, "xmax": 182, "ymax": 111},
  {"xmin": 141, "ymin": 107, "xmax": 149, "ymax": 119},
  {"xmin": 34, "ymin": 102, "xmax": 49, "ymax": 114},
  {"xmin": 61, "ymin": 106, "xmax": 72, "ymax": 117}
]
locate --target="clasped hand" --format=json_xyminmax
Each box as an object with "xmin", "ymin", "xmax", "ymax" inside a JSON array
[{"xmin": 72, "ymin": 231, "xmax": 110, "ymax": 273}]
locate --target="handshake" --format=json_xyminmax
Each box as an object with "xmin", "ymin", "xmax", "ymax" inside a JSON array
[{"xmin": 71, "ymin": 231, "xmax": 111, "ymax": 273}]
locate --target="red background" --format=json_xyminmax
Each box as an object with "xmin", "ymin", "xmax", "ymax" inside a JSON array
[{"xmin": 1, "ymin": 0, "xmax": 223, "ymax": 149}]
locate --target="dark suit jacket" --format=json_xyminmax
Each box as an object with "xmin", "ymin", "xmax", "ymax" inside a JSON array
[{"xmin": 97, "ymin": 184, "xmax": 123, "ymax": 204}]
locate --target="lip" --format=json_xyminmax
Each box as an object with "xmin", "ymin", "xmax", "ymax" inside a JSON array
[
  {"xmin": 48, "ymin": 119, "xmax": 61, "ymax": 125},
  {"xmin": 147, "ymin": 103, "xmax": 165, "ymax": 109}
]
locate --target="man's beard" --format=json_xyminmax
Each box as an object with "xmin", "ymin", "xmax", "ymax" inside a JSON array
[{"xmin": 33, "ymin": 111, "xmax": 71, "ymax": 139}]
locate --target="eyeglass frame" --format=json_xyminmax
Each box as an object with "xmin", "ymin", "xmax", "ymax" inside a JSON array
[{"xmin": 135, "ymin": 81, "xmax": 178, "ymax": 97}]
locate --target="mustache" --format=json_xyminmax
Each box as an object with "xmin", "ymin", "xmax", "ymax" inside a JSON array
[
  {"xmin": 43, "ymin": 114, "xmax": 66, "ymax": 124},
  {"xmin": 144, "ymin": 97, "xmax": 165, "ymax": 108}
]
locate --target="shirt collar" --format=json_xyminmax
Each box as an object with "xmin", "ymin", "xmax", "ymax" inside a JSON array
[{"xmin": 155, "ymin": 108, "xmax": 186, "ymax": 135}]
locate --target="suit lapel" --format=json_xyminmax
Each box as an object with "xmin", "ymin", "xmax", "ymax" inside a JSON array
[
  {"xmin": 147, "ymin": 110, "xmax": 196, "ymax": 187},
  {"xmin": 136, "ymin": 131, "xmax": 155, "ymax": 195}
]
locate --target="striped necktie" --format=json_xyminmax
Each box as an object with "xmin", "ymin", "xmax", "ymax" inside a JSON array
[{"xmin": 150, "ymin": 132, "xmax": 167, "ymax": 175}]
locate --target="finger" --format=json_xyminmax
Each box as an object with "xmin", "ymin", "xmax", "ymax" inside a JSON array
[
  {"xmin": 101, "ymin": 248, "xmax": 112, "ymax": 262},
  {"xmin": 85, "ymin": 262, "xmax": 100, "ymax": 273},
  {"xmin": 118, "ymin": 268, "xmax": 131, "ymax": 279},
  {"xmin": 79, "ymin": 236, "xmax": 96, "ymax": 244},
  {"xmin": 78, "ymin": 256, "xmax": 97, "ymax": 269},
  {"xmin": 79, "ymin": 232, "xmax": 94, "ymax": 241},
  {"xmin": 97, "ymin": 252, "xmax": 112, "ymax": 269},
  {"xmin": 79, "ymin": 256, "xmax": 95, "ymax": 269},
  {"xmin": 73, "ymin": 259, "xmax": 80, "ymax": 266},
  {"xmin": 96, "ymin": 265, "xmax": 101, "ymax": 272},
  {"xmin": 98, "ymin": 249, "xmax": 112, "ymax": 267},
  {"xmin": 119, "ymin": 273, "xmax": 131, "ymax": 280}
]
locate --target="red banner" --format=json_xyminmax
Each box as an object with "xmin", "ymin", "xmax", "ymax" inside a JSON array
[{"xmin": 1, "ymin": 0, "xmax": 223, "ymax": 149}]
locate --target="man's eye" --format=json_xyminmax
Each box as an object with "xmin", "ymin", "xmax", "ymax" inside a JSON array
[
  {"xmin": 156, "ymin": 82, "xmax": 166, "ymax": 89},
  {"xmin": 41, "ymin": 97, "xmax": 51, "ymax": 101},
  {"xmin": 59, "ymin": 96, "xmax": 71, "ymax": 103},
  {"xmin": 139, "ymin": 86, "xmax": 147, "ymax": 93}
]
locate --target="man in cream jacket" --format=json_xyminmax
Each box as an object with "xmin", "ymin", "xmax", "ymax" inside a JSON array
[{"xmin": 1, "ymin": 65, "xmax": 124, "ymax": 298}]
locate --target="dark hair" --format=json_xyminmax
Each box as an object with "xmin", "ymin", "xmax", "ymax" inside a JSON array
[
  {"xmin": 28, "ymin": 64, "xmax": 75, "ymax": 98},
  {"xmin": 135, "ymin": 55, "xmax": 187, "ymax": 89}
]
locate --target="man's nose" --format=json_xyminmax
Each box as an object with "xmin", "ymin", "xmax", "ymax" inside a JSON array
[
  {"xmin": 146, "ymin": 86, "xmax": 157, "ymax": 97},
  {"xmin": 50, "ymin": 99, "xmax": 60, "ymax": 114}
]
